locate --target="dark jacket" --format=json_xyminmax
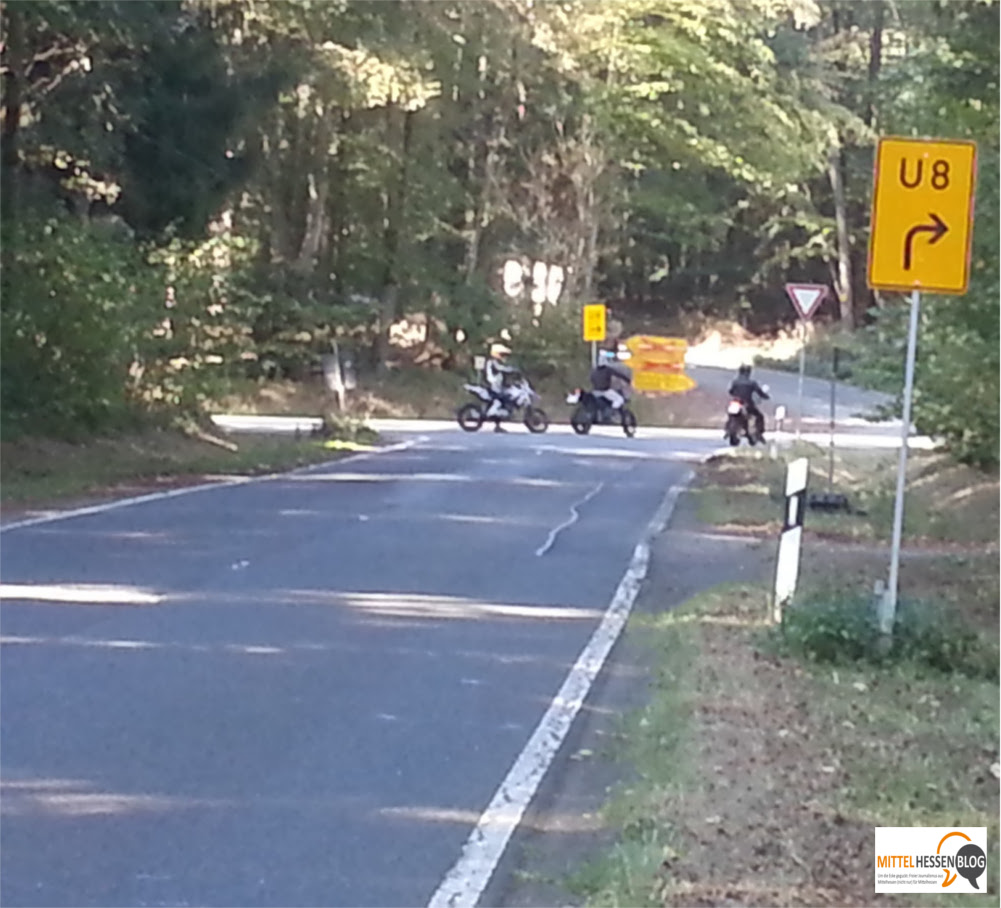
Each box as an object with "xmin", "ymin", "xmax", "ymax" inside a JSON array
[
  {"xmin": 728, "ymin": 376, "xmax": 769, "ymax": 407},
  {"xmin": 590, "ymin": 364, "xmax": 612, "ymax": 391}
]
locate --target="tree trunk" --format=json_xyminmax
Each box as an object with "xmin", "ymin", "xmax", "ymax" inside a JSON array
[
  {"xmin": 865, "ymin": 0, "xmax": 884, "ymax": 129},
  {"xmin": 376, "ymin": 106, "xmax": 415, "ymax": 370},
  {"xmin": 860, "ymin": 0, "xmax": 885, "ymax": 318},
  {"xmin": 827, "ymin": 134, "xmax": 854, "ymax": 329},
  {"xmin": 294, "ymin": 114, "xmax": 331, "ymax": 274},
  {"xmin": 324, "ymin": 109, "xmax": 352, "ymax": 297},
  {"xmin": 1, "ymin": 5, "xmax": 25, "ymax": 223}
]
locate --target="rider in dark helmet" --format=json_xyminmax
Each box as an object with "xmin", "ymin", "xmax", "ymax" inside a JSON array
[{"xmin": 728, "ymin": 364, "xmax": 770, "ymax": 437}]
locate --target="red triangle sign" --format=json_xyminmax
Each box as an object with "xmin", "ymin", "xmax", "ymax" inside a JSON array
[{"xmin": 785, "ymin": 283, "xmax": 828, "ymax": 320}]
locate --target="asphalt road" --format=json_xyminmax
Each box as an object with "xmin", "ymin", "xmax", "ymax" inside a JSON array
[
  {"xmin": 685, "ymin": 364, "xmax": 895, "ymax": 425},
  {"xmin": 1, "ymin": 426, "xmax": 717, "ymax": 908}
]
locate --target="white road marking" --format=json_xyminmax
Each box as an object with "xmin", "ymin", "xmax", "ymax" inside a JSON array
[
  {"xmin": 427, "ymin": 471, "xmax": 694, "ymax": 908},
  {"xmin": 534, "ymin": 482, "xmax": 605, "ymax": 557},
  {"xmin": 0, "ymin": 438, "xmax": 425, "ymax": 533}
]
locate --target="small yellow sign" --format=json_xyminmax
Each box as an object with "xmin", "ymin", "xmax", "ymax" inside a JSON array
[
  {"xmin": 582, "ymin": 303, "xmax": 607, "ymax": 342},
  {"xmin": 867, "ymin": 137, "xmax": 977, "ymax": 294}
]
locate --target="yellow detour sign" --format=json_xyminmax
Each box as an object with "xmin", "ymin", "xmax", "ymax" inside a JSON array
[
  {"xmin": 868, "ymin": 137, "xmax": 977, "ymax": 294},
  {"xmin": 582, "ymin": 303, "xmax": 607, "ymax": 341},
  {"xmin": 623, "ymin": 335, "xmax": 696, "ymax": 394}
]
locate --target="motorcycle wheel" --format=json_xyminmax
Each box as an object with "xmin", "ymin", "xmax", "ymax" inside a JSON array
[
  {"xmin": 725, "ymin": 416, "xmax": 741, "ymax": 446},
  {"xmin": 524, "ymin": 406, "xmax": 549, "ymax": 434},
  {"xmin": 457, "ymin": 403, "xmax": 484, "ymax": 432},
  {"xmin": 570, "ymin": 404, "xmax": 592, "ymax": 435},
  {"xmin": 620, "ymin": 407, "xmax": 638, "ymax": 438}
]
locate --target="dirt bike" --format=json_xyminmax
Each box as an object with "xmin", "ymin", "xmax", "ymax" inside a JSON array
[
  {"xmin": 724, "ymin": 398, "xmax": 765, "ymax": 446},
  {"xmin": 456, "ymin": 376, "xmax": 549, "ymax": 433},
  {"xmin": 566, "ymin": 388, "xmax": 638, "ymax": 437}
]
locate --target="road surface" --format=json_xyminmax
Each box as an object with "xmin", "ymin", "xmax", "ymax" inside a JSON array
[
  {"xmin": 2, "ymin": 425, "xmax": 715, "ymax": 908},
  {"xmin": 686, "ymin": 364, "xmax": 894, "ymax": 425}
]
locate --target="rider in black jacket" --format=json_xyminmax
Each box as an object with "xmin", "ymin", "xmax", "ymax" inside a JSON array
[{"xmin": 728, "ymin": 364, "xmax": 770, "ymax": 436}]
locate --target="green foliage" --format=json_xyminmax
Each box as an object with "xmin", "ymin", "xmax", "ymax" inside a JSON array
[
  {"xmin": 2, "ymin": 0, "xmax": 998, "ymax": 452},
  {"xmin": 508, "ymin": 301, "xmax": 589, "ymax": 384},
  {"xmin": 857, "ymin": 0, "xmax": 1000, "ymax": 467},
  {"xmin": 0, "ymin": 214, "xmax": 158, "ymax": 435},
  {"xmin": 775, "ymin": 590, "xmax": 999, "ymax": 682}
]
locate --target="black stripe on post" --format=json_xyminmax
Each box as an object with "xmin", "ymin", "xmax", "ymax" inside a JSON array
[{"xmin": 783, "ymin": 489, "xmax": 807, "ymax": 532}]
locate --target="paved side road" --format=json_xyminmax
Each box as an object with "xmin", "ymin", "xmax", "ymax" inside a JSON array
[
  {"xmin": 0, "ymin": 429, "xmax": 715, "ymax": 908},
  {"xmin": 686, "ymin": 364, "xmax": 894, "ymax": 424}
]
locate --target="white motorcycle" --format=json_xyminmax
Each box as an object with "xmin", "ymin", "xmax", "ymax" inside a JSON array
[{"xmin": 456, "ymin": 376, "xmax": 549, "ymax": 433}]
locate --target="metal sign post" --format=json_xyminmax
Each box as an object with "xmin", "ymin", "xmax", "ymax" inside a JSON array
[
  {"xmin": 867, "ymin": 135, "xmax": 978, "ymax": 638},
  {"xmin": 796, "ymin": 320, "xmax": 806, "ymax": 439},
  {"xmin": 828, "ymin": 348, "xmax": 838, "ymax": 494},
  {"xmin": 879, "ymin": 290, "xmax": 921, "ymax": 634},
  {"xmin": 784, "ymin": 284, "xmax": 829, "ymax": 440}
]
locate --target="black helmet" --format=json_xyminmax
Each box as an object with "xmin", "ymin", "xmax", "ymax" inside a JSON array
[{"xmin": 738, "ymin": 363, "xmax": 752, "ymax": 377}]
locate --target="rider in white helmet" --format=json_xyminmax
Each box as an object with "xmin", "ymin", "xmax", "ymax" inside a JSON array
[{"xmin": 484, "ymin": 342, "xmax": 517, "ymax": 424}]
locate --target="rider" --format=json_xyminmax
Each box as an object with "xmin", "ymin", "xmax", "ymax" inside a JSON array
[
  {"xmin": 728, "ymin": 363, "xmax": 770, "ymax": 437},
  {"xmin": 484, "ymin": 342, "xmax": 518, "ymax": 424},
  {"xmin": 590, "ymin": 349, "xmax": 631, "ymax": 412}
]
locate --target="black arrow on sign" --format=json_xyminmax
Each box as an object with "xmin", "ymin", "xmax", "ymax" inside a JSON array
[{"xmin": 903, "ymin": 213, "xmax": 948, "ymax": 271}]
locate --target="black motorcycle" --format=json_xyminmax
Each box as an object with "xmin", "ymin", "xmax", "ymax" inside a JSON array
[
  {"xmin": 724, "ymin": 398, "xmax": 764, "ymax": 446},
  {"xmin": 566, "ymin": 389, "xmax": 638, "ymax": 437}
]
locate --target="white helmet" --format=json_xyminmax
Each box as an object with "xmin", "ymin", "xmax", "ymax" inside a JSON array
[{"xmin": 489, "ymin": 343, "xmax": 512, "ymax": 359}]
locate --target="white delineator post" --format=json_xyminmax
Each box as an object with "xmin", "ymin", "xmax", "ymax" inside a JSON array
[
  {"xmin": 773, "ymin": 457, "xmax": 809, "ymax": 624},
  {"xmin": 879, "ymin": 289, "xmax": 921, "ymax": 636}
]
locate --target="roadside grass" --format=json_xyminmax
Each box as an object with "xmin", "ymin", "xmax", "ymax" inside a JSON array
[
  {"xmin": 566, "ymin": 584, "xmax": 753, "ymax": 907},
  {"xmin": 693, "ymin": 444, "xmax": 1000, "ymax": 546},
  {"xmin": 0, "ymin": 425, "xmax": 374, "ymax": 509},
  {"xmin": 572, "ymin": 448, "xmax": 999, "ymax": 907}
]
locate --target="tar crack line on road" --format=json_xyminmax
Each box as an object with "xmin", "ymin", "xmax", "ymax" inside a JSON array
[{"xmin": 534, "ymin": 481, "xmax": 605, "ymax": 557}]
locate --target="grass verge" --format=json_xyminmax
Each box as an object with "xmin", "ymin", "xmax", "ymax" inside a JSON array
[
  {"xmin": 573, "ymin": 448, "xmax": 999, "ymax": 907},
  {"xmin": 0, "ymin": 422, "xmax": 377, "ymax": 510},
  {"xmin": 693, "ymin": 444, "xmax": 999, "ymax": 546}
]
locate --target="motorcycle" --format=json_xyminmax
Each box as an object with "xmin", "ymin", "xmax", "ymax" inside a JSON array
[
  {"xmin": 724, "ymin": 396, "xmax": 766, "ymax": 447},
  {"xmin": 566, "ymin": 389, "xmax": 638, "ymax": 437},
  {"xmin": 457, "ymin": 375, "xmax": 549, "ymax": 433}
]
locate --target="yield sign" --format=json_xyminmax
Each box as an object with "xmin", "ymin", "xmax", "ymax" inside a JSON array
[{"xmin": 785, "ymin": 283, "xmax": 828, "ymax": 320}]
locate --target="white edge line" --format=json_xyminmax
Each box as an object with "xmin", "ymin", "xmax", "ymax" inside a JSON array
[
  {"xmin": 0, "ymin": 436, "xmax": 427, "ymax": 533},
  {"xmin": 426, "ymin": 468, "xmax": 695, "ymax": 908},
  {"xmin": 534, "ymin": 481, "xmax": 605, "ymax": 557}
]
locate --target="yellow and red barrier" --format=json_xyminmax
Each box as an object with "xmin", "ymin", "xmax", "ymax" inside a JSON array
[{"xmin": 622, "ymin": 335, "xmax": 696, "ymax": 394}]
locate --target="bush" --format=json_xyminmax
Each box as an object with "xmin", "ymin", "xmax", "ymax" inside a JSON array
[
  {"xmin": 773, "ymin": 590, "xmax": 998, "ymax": 681},
  {"xmin": 0, "ymin": 213, "xmax": 160, "ymax": 436},
  {"xmin": 778, "ymin": 590, "xmax": 881, "ymax": 664},
  {"xmin": 892, "ymin": 599, "xmax": 999, "ymax": 681}
]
